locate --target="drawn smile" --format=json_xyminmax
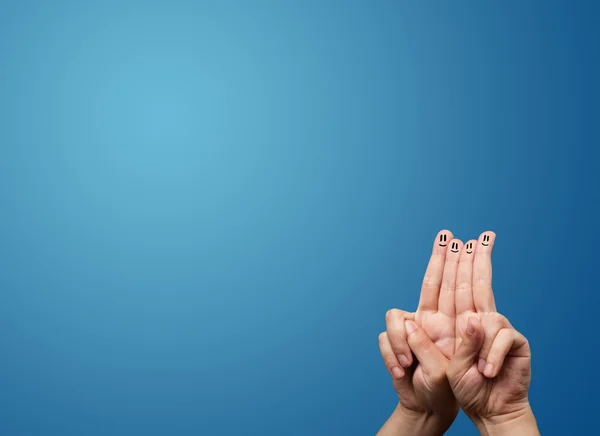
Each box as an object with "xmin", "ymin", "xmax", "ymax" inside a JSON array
[
  {"xmin": 465, "ymin": 242, "xmax": 474, "ymax": 254},
  {"xmin": 438, "ymin": 233, "xmax": 448, "ymax": 247},
  {"xmin": 482, "ymin": 234, "xmax": 491, "ymax": 246}
]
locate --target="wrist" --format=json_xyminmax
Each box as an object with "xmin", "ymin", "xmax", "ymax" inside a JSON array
[
  {"xmin": 377, "ymin": 402, "xmax": 456, "ymax": 436},
  {"xmin": 473, "ymin": 403, "xmax": 539, "ymax": 436}
]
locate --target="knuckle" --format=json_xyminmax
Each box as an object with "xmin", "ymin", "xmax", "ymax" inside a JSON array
[
  {"xmin": 386, "ymin": 308, "xmax": 401, "ymax": 321},
  {"xmin": 473, "ymin": 276, "xmax": 485, "ymax": 284},
  {"xmin": 456, "ymin": 280, "xmax": 471, "ymax": 291},
  {"xmin": 473, "ymin": 278, "xmax": 491, "ymax": 289},
  {"xmin": 422, "ymin": 276, "xmax": 440, "ymax": 290},
  {"xmin": 440, "ymin": 280, "xmax": 455, "ymax": 292},
  {"xmin": 494, "ymin": 312, "xmax": 509, "ymax": 324},
  {"xmin": 482, "ymin": 315, "xmax": 505, "ymax": 335},
  {"xmin": 501, "ymin": 328, "xmax": 514, "ymax": 339}
]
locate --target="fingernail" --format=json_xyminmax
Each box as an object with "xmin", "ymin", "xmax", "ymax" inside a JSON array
[
  {"xmin": 484, "ymin": 362, "xmax": 495, "ymax": 377},
  {"xmin": 478, "ymin": 359, "xmax": 486, "ymax": 373},
  {"xmin": 391, "ymin": 366, "xmax": 404, "ymax": 379},
  {"xmin": 398, "ymin": 354, "xmax": 410, "ymax": 368},
  {"xmin": 466, "ymin": 320, "xmax": 475, "ymax": 335},
  {"xmin": 405, "ymin": 320, "xmax": 417, "ymax": 334}
]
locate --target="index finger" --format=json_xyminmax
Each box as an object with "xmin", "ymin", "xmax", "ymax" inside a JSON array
[{"xmin": 418, "ymin": 229, "xmax": 453, "ymax": 312}]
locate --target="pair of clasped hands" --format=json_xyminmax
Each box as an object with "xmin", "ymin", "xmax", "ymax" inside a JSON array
[{"xmin": 377, "ymin": 230, "xmax": 540, "ymax": 436}]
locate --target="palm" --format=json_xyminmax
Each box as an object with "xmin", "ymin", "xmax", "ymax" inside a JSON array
[
  {"xmin": 453, "ymin": 312, "xmax": 531, "ymax": 418},
  {"xmin": 448, "ymin": 231, "xmax": 532, "ymax": 420},
  {"xmin": 416, "ymin": 310, "xmax": 455, "ymax": 359},
  {"xmin": 393, "ymin": 231, "xmax": 462, "ymax": 413},
  {"xmin": 400, "ymin": 310, "xmax": 455, "ymax": 413},
  {"xmin": 412, "ymin": 232, "xmax": 464, "ymax": 361},
  {"xmin": 389, "ymin": 310, "xmax": 455, "ymax": 414},
  {"xmin": 391, "ymin": 311, "xmax": 457, "ymax": 416}
]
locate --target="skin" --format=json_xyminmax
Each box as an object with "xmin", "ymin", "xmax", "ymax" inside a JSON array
[
  {"xmin": 447, "ymin": 232, "xmax": 540, "ymax": 435},
  {"xmin": 377, "ymin": 230, "xmax": 461, "ymax": 435},
  {"xmin": 378, "ymin": 230, "xmax": 539, "ymax": 435}
]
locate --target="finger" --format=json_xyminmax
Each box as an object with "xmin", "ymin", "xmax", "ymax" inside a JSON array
[
  {"xmin": 481, "ymin": 328, "xmax": 530, "ymax": 378},
  {"xmin": 473, "ymin": 231, "xmax": 497, "ymax": 312},
  {"xmin": 438, "ymin": 239, "xmax": 462, "ymax": 317},
  {"xmin": 418, "ymin": 229, "xmax": 454, "ymax": 312},
  {"xmin": 379, "ymin": 332, "xmax": 407, "ymax": 381},
  {"xmin": 455, "ymin": 240, "xmax": 476, "ymax": 315},
  {"xmin": 385, "ymin": 308, "xmax": 415, "ymax": 322},
  {"xmin": 404, "ymin": 320, "xmax": 447, "ymax": 383},
  {"xmin": 447, "ymin": 317, "xmax": 484, "ymax": 385},
  {"xmin": 477, "ymin": 314, "xmax": 512, "ymax": 374},
  {"xmin": 385, "ymin": 310, "xmax": 413, "ymax": 368}
]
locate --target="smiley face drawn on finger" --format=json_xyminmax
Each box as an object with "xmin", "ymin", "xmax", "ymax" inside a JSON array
[
  {"xmin": 482, "ymin": 234, "xmax": 491, "ymax": 246},
  {"xmin": 439, "ymin": 233, "xmax": 448, "ymax": 247},
  {"xmin": 465, "ymin": 242, "xmax": 474, "ymax": 254},
  {"xmin": 450, "ymin": 241, "xmax": 459, "ymax": 253}
]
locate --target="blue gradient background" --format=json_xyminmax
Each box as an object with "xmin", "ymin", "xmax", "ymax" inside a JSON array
[{"xmin": 0, "ymin": 1, "xmax": 598, "ymax": 435}]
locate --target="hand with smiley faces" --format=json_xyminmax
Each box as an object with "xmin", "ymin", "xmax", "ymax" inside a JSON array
[
  {"xmin": 446, "ymin": 231, "xmax": 540, "ymax": 435},
  {"xmin": 377, "ymin": 230, "xmax": 463, "ymax": 436},
  {"xmin": 377, "ymin": 230, "xmax": 539, "ymax": 435}
]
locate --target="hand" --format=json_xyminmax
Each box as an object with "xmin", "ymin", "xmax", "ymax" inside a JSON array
[
  {"xmin": 447, "ymin": 231, "xmax": 539, "ymax": 435},
  {"xmin": 377, "ymin": 230, "xmax": 462, "ymax": 435}
]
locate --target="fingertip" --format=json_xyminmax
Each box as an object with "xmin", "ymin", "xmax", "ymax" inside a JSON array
[
  {"xmin": 478, "ymin": 231, "xmax": 496, "ymax": 251},
  {"xmin": 391, "ymin": 366, "xmax": 405, "ymax": 379},
  {"xmin": 462, "ymin": 240, "xmax": 477, "ymax": 258},
  {"xmin": 466, "ymin": 318, "xmax": 476, "ymax": 336},
  {"xmin": 466, "ymin": 316, "xmax": 482, "ymax": 336},
  {"xmin": 438, "ymin": 229, "xmax": 453, "ymax": 238},
  {"xmin": 460, "ymin": 317, "xmax": 484, "ymax": 354},
  {"xmin": 435, "ymin": 229, "xmax": 453, "ymax": 250},
  {"xmin": 397, "ymin": 354, "xmax": 411, "ymax": 368},
  {"xmin": 404, "ymin": 320, "xmax": 417, "ymax": 334},
  {"xmin": 483, "ymin": 362, "xmax": 496, "ymax": 378},
  {"xmin": 447, "ymin": 239, "xmax": 463, "ymax": 257}
]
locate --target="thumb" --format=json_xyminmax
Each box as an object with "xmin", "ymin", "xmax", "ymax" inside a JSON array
[
  {"xmin": 404, "ymin": 320, "xmax": 447, "ymax": 384},
  {"xmin": 447, "ymin": 317, "xmax": 484, "ymax": 384}
]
